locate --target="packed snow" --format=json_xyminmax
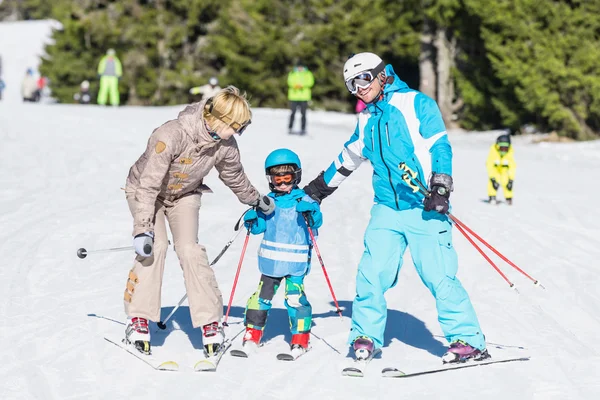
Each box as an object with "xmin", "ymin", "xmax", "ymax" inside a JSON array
[{"xmin": 1, "ymin": 20, "xmax": 599, "ymax": 400}]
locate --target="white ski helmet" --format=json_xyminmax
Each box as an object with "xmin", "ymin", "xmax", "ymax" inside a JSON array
[
  {"xmin": 343, "ymin": 52, "xmax": 385, "ymax": 82},
  {"xmin": 209, "ymin": 76, "xmax": 219, "ymax": 86}
]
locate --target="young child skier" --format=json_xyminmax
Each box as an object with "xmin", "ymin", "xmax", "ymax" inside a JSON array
[
  {"xmin": 486, "ymin": 133, "xmax": 516, "ymax": 205},
  {"xmin": 241, "ymin": 148, "xmax": 323, "ymax": 358}
]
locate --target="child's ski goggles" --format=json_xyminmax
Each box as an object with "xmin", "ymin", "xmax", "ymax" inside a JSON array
[
  {"xmin": 205, "ymin": 98, "xmax": 251, "ymax": 135},
  {"xmin": 267, "ymin": 171, "xmax": 300, "ymax": 186}
]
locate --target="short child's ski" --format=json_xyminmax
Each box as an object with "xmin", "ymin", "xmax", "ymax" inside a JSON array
[
  {"xmin": 341, "ymin": 348, "xmax": 382, "ymax": 377},
  {"xmin": 381, "ymin": 356, "xmax": 530, "ymax": 378},
  {"xmin": 276, "ymin": 346, "xmax": 311, "ymax": 361},
  {"xmin": 230, "ymin": 349, "xmax": 249, "ymax": 358},
  {"xmin": 104, "ymin": 336, "xmax": 179, "ymax": 371}
]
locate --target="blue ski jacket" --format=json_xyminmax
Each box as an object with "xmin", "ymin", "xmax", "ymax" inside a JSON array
[
  {"xmin": 322, "ymin": 64, "xmax": 452, "ymax": 210},
  {"xmin": 253, "ymin": 188, "xmax": 319, "ymax": 278}
]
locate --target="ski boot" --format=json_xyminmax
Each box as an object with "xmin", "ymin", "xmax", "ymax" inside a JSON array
[
  {"xmin": 506, "ymin": 198, "xmax": 513, "ymax": 206},
  {"xmin": 442, "ymin": 340, "xmax": 491, "ymax": 364},
  {"xmin": 290, "ymin": 332, "xmax": 310, "ymax": 358},
  {"xmin": 125, "ymin": 317, "xmax": 151, "ymax": 355},
  {"xmin": 202, "ymin": 321, "xmax": 225, "ymax": 357},
  {"xmin": 352, "ymin": 336, "xmax": 375, "ymax": 361},
  {"xmin": 242, "ymin": 327, "xmax": 263, "ymax": 354},
  {"xmin": 488, "ymin": 196, "xmax": 498, "ymax": 205}
]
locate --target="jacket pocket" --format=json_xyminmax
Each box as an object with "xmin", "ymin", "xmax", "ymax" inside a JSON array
[{"xmin": 385, "ymin": 123, "xmax": 390, "ymax": 146}]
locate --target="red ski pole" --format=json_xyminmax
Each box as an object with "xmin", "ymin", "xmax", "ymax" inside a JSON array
[
  {"xmin": 304, "ymin": 220, "xmax": 343, "ymax": 317},
  {"xmin": 453, "ymin": 221, "xmax": 517, "ymax": 291},
  {"xmin": 223, "ymin": 227, "xmax": 251, "ymax": 326},
  {"xmin": 449, "ymin": 214, "xmax": 544, "ymax": 289}
]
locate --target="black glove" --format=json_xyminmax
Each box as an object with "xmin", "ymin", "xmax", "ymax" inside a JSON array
[
  {"xmin": 490, "ymin": 178, "xmax": 499, "ymax": 191},
  {"xmin": 423, "ymin": 173, "xmax": 453, "ymax": 214},
  {"xmin": 255, "ymin": 194, "xmax": 275, "ymax": 215},
  {"xmin": 506, "ymin": 180, "xmax": 513, "ymax": 191},
  {"xmin": 303, "ymin": 171, "xmax": 337, "ymax": 204}
]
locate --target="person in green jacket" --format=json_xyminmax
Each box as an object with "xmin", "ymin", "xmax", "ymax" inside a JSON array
[
  {"xmin": 97, "ymin": 49, "xmax": 122, "ymax": 106},
  {"xmin": 287, "ymin": 62, "xmax": 314, "ymax": 135}
]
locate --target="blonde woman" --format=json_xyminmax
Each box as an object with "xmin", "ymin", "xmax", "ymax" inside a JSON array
[{"xmin": 123, "ymin": 86, "xmax": 274, "ymax": 357}]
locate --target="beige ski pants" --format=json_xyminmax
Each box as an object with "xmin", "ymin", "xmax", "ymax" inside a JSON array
[{"xmin": 123, "ymin": 192, "xmax": 223, "ymax": 328}]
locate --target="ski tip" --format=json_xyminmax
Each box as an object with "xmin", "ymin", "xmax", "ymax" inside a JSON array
[
  {"xmin": 276, "ymin": 353, "xmax": 295, "ymax": 361},
  {"xmin": 157, "ymin": 361, "xmax": 179, "ymax": 371},
  {"xmin": 341, "ymin": 367, "xmax": 364, "ymax": 377},
  {"xmin": 194, "ymin": 360, "xmax": 217, "ymax": 372},
  {"xmin": 230, "ymin": 349, "xmax": 249, "ymax": 358},
  {"xmin": 381, "ymin": 367, "xmax": 405, "ymax": 377}
]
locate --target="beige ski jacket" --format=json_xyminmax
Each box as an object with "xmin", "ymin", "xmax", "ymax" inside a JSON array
[{"xmin": 125, "ymin": 100, "xmax": 259, "ymax": 236}]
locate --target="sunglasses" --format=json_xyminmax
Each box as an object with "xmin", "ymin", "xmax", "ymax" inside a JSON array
[{"xmin": 205, "ymin": 98, "xmax": 251, "ymax": 135}]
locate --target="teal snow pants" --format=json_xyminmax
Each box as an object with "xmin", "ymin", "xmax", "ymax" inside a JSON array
[{"xmin": 348, "ymin": 204, "xmax": 485, "ymax": 350}]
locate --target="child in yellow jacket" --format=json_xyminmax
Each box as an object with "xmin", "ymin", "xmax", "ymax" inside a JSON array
[{"xmin": 486, "ymin": 134, "xmax": 516, "ymax": 205}]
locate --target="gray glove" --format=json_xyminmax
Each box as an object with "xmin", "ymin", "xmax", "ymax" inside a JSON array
[
  {"xmin": 133, "ymin": 232, "xmax": 154, "ymax": 257},
  {"xmin": 424, "ymin": 173, "xmax": 453, "ymax": 214},
  {"xmin": 255, "ymin": 194, "xmax": 275, "ymax": 215}
]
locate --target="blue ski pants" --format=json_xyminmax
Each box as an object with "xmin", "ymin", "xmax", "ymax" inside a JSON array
[{"xmin": 348, "ymin": 204, "xmax": 485, "ymax": 350}]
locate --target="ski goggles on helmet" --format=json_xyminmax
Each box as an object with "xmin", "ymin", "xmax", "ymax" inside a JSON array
[
  {"xmin": 205, "ymin": 98, "xmax": 251, "ymax": 135},
  {"xmin": 345, "ymin": 71, "xmax": 377, "ymax": 94},
  {"xmin": 344, "ymin": 62, "xmax": 386, "ymax": 94},
  {"xmin": 497, "ymin": 142, "xmax": 510, "ymax": 152}
]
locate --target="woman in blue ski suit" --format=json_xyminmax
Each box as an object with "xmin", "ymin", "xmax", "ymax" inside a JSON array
[
  {"xmin": 304, "ymin": 53, "xmax": 487, "ymax": 363},
  {"xmin": 241, "ymin": 149, "xmax": 323, "ymax": 353}
]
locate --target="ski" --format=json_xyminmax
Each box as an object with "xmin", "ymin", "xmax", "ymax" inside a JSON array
[
  {"xmin": 381, "ymin": 356, "xmax": 530, "ymax": 378},
  {"xmin": 276, "ymin": 346, "xmax": 311, "ymax": 361},
  {"xmin": 230, "ymin": 349, "xmax": 249, "ymax": 358},
  {"xmin": 193, "ymin": 327, "xmax": 245, "ymax": 372},
  {"xmin": 104, "ymin": 336, "xmax": 179, "ymax": 371},
  {"xmin": 341, "ymin": 348, "xmax": 382, "ymax": 377}
]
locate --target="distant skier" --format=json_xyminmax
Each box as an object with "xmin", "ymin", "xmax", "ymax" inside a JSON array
[
  {"xmin": 287, "ymin": 61, "xmax": 314, "ymax": 135},
  {"xmin": 73, "ymin": 80, "xmax": 92, "ymax": 104},
  {"xmin": 241, "ymin": 149, "xmax": 322, "ymax": 358},
  {"xmin": 21, "ymin": 68, "xmax": 40, "ymax": 102},
  {"xmin": 97, "ymin": 49, "xmax": 122, "ymax": 106},
  {"xmin": 189, "ymin": 76, "xmax": 221, "ymax": 99},
  {"xmin": 486, "ymin": 133, "xmax": 516, "ymax": 205}
]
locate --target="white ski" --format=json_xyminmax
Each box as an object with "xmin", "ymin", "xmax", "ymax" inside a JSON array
[
  {"xmin": 276, "ymin": 346, "xmax": 311, "ymax": 361},
  {"xmin": 104, "ymin": 336, "xmax": 179, "ymax": 371},
  {"xmin": 381, "ymin": 356, "xmax": 530, "ymax": 378},
  {"xmin": 341, "ymin": 348, "xmax": 382, "ymax": 377}
]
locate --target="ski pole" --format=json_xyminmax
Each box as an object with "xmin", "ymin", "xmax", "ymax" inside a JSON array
[
  {"xmin": 303, "ymin": 214, "xmax": 343, "ymax": 317},
  {"xmin": 448, "ymin": 214, "xmax": 544, "ymax": 289},
  {"xmin": 223, "ymin": 227, "xmax": 252, "ymax": 327},
  {"xmin": 76, "ymin": 246, "xmax": 134, "ymax": 259},
  {"xmin": 157, "ymin": 209, "xmax": 250, "ymax": 330},
  {"xmin": 398, "ymin": 163, "xmax": 544, "ymax": 289},
  {"xmin": 453, "ymin": 220, "xmax": 518, "ymax": 291}
]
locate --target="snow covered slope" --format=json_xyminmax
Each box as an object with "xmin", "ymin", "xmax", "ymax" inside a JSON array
[{"xmin": 1, "ymin": 20, "xmax": 599, "ymax": 400}]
